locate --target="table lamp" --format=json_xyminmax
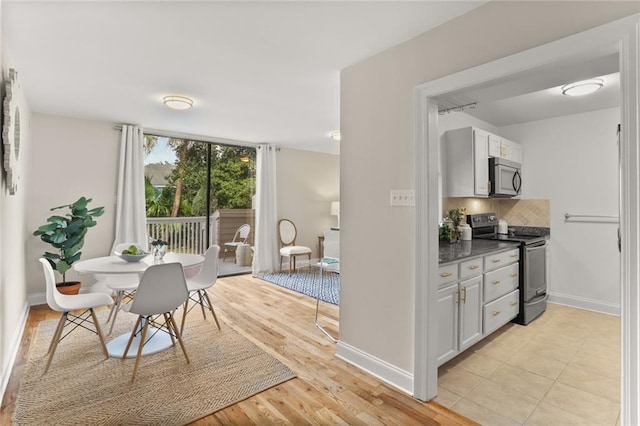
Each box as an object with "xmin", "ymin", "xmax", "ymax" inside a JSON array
[{"xmin": 330, "ymin": 201, "xmax": 340, "ymax": 229}]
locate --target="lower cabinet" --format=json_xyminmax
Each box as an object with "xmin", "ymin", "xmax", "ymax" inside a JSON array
[
  {"xmin": 459, "ymin": 276, "xmax": 483, "ymax": 351},
  {"xmin": 436, "ymin": 275, "xmax": 483, "ymax": 366},
  {"xmin": 437, "ymin": 248, "xmax": 520, "ymax": 367}
]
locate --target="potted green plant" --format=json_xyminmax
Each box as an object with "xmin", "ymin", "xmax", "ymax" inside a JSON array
[
  {"xmin": 33, "ymin": 196, "xmax": 105, "ymax": 294},
  {"xmin": 440, "ymin": 207, "xmax": 466, "ymax": 242}
]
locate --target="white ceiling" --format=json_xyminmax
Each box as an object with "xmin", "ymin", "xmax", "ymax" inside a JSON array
[
  {"xmin": 3, "ymin": 1, "xmax": 485, "ymax": 154},
  {"xmin": 435, "ymin": 43, "xmax": 621, "ymax": 127}
]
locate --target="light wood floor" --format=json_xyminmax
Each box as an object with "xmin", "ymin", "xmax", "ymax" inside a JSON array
[{"xmin": 1, "ymin": 274, "xmax": 474, "ymax": 425}]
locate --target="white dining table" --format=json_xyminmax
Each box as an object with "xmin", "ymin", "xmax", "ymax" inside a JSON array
[{"xmin": 74, "ymin": 252, "xmax": 204, "ymax": 358}]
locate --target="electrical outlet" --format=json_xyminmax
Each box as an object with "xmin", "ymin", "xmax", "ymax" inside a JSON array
[{"xmin": 390, "ymin": 189, "xmax": 415, "ymax": 207}]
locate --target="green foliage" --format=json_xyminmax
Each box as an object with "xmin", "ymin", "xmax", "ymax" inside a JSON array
[
  {"xmin": 144, "ymin": 175, "xmax": 172, "ymax": 217},
  {"xmin": 445, "ymin": 207, "xmax": 466, "ymax": 227},
  {"xmin": 149, "ymin": 140, "xmax": 255, "ymax": 217},
  {"xmin": 33, "ymin": 197, "xmax": 104, "ymax": 283}
]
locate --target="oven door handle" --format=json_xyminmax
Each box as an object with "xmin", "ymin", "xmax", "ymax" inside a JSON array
[{"xmin": 526, "ymin": 241, "xmax": 547, "ymax": 250}]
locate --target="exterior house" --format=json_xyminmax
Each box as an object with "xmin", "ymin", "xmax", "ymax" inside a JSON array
[
  {"xmin": 1, "ymin": 0, "xmax": 639, "ymax": 422},
  {"xmin": 144, "ymin": 162, "xmax": 174, "ymax": 190}
]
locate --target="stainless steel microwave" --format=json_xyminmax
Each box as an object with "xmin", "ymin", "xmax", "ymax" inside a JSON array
[{"xmin": 489, "ymin": 157, "xmax": 521, "ymax": 197}]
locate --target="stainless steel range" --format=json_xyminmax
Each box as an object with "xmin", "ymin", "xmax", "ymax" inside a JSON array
[{"xmin": 467, "ymin": 213, "xmax": 548, "ymax": 325}]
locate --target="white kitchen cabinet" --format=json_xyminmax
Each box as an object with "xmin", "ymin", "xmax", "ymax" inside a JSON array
[
  {"xmin": 437, "ymin": 283, "xmax": 459, "ymax": 365},
  {"xmin": 488, "ymin": 134, "xmax": 523, "ymax": 163},
  {"xmin": 484, "ymin": 290, "xmax": 520, "ymax": 335},
  {"xmin": 443, "ymin": 127, "xmax": 489, "ymax": 197},
  {"xmin": 459, "ymin": 275, "xmax": 483, "ymax": 351},
  {"xmin": 488, "ymin": 133, "xmax": 502, "ymax": 157},
  {"xmin": 484, "ymin": 262, "xmax": 519, "ymax": 303},
  {"xmin": 436, "ymin": 276, "xmax": 483, "ymax": 365},
  {"xmin": 501, "ymin": 138, "xmax": 523, "ymax": 163},
  {"xmin": 437, "ymin": 247, "xmax": 520, "ymax": 367}
]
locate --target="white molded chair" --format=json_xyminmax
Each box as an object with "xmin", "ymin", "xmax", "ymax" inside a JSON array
[
  {"xmin": 278, "ymin": 219, "xmax": 312, "ymax": 272},
  {"xmin": 180, "ymin": 245, "xmax": 221, "ymax": 334},
  {"xmin": 40, "ymin": 258, "xmax": 114, "ymax": 373},
  {"xmin": 122, "ymin": 262, "xmax": 190, "ymax": 381},
  {"xmin": 223, "ymin": 224, "xmax": 251, "ymax": 261}
]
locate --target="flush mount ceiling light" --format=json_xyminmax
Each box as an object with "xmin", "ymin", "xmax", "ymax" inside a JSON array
[
  {"xmin": 561, "ymin": 78, "xmax": 604, "ymax": 96},
  {"xmin": 162, "ymin": 95, "xmax": 193, "ymax": 110},
  {"xmin": 330, "ymin": 130, "xmax": 341, "ymax": 141}
]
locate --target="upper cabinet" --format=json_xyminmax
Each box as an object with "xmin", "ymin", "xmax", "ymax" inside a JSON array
[
  {"xmin": 489, "ymin": 134, "xmax": 522, "ymax": 163},
  {"xmin": 443, "ymin": 127, "xmax": 490, "ymax": 198},
  {"xmin": 443, "ymin": 126, "xmax": 522, "ymax": 198}
]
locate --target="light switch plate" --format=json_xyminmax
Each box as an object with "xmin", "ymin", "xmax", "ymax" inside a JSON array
[{"xmin": 390, "ymin": 189, "xmax": 415, "ymax": 206}]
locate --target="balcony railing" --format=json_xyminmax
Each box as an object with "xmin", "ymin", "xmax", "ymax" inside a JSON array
[
  {"xmin": 146, "ymin": 209, "xmax": 254, "ymax": 256},
  {"xmin": 146, "ymin": 215, "xmax": 217, "ymax": 254}
]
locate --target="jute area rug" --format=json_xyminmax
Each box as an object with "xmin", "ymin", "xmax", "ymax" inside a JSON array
[{"xmin": 13, "ymin": 310, "xmax": 295, "ymax": 425}]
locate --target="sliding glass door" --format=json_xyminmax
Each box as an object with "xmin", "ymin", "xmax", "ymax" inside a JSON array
[{"xmin": 143, "ymin": 135, "xmax": 256, "ymax": 276}]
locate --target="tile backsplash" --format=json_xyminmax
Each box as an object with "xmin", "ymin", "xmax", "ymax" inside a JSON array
[{"xmin": 442, "ymin": 198, "xmax": 550, "ymax": 227}]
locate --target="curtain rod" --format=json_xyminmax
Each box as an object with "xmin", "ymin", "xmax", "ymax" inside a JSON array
[{"xmin": 113, "ymin": 124, "xmax": 259, "ymax": 149}]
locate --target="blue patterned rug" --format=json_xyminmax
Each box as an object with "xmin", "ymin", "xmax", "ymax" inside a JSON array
[{"xmin": 257, "ymin": 269, "xmax": 340, "ymax": 305}]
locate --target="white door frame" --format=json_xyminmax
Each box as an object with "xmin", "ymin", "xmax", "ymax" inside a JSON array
[{"xmin": 413, "ymin": 14, "xmax": 640, "ymax": 424}]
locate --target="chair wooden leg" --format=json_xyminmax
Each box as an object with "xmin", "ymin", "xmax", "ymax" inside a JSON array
[
  {"xmin": 122, "ymin": 316, "xmax": 142, "ymax": 360},
  {"xmin": 180, "ymin": 299, "xmax": 189, "ymax": 336},
  {"xmin": 105, "ymin": 299, "xmax": 117, "ymax": 323},
  {"xmin": 280, "ymin": 256, "xmax": 283, "ymax": 272},
  {"xmin": 90, "ymin": 308, "xmax": 109, "ymax": 359},
  {"xmin": 44, "ymin": 313, "xmax": 67, "ymax": 373},
  {"xmin": 108, "ymin": 291, "xmax": 125, "ymax": 335},
  {"xmin": 169, "ymin": 314, "xmax": 190, "ymax": 364},
  {"xmin": 164, "ymin": 312, "xmax": 176, "ymax": 346},
  {"xmin": 203, "ymin": 291, "xmax": 221, "ymax": 330},
  {"xmin": 131, "ymin": 319, "xmax": 149, "ymax": 382},
  {"xmin": 198, "ymin": 291, "xmax": 207, "ymax": 319},
  {"xmin": 47, "ymin": 313, "xmax": 66, "ymax": 355}
]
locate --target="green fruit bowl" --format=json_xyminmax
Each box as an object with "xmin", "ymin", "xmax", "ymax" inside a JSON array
[{"xmin": 115, "ymin": 251, "xmax": 149, "ymax": 262}]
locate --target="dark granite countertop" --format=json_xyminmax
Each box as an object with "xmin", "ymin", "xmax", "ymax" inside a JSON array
[{"xmin": 439, "ymin": 240, "xmax": 519, "ymax": 265}]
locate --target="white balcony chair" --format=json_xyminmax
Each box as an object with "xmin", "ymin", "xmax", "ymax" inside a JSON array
[
  {"xmin": 278, "ymin": 219, "xmax": 312, "ymax": 272},
  {"xmin": 223, "ymin": 224, "xmax": 251, "ymax": 261},
  {"xmin": 40, "ymin": 258, "xmax": 114, "ymax": 373},
  {"xmin": 180, "ymin": 245, "xmax": 221, "ymax": 334},
  {"xmin": 122, "ymin": 262, "xmax": 190, "ymax": 381}
]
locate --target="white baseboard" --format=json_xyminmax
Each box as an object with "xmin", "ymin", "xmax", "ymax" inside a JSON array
[
  {"xmin": 1, "ymin": 302, "xmax": 30, "ymax": 402},
  {"xmin": 548, "ymin": 292, "xmax": 620, "ymax": 316},
  {"xmin": 336, "ymin": 340, "xmax": 413, "ymax": 396},
  {"xmin": 27, "ymin": 292, "xmax": 46, "ymax": 306}
]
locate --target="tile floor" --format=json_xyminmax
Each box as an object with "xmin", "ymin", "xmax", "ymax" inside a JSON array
[{"xmin": 435, "ymin": 303, "xmax": 620, "ymax": 425}]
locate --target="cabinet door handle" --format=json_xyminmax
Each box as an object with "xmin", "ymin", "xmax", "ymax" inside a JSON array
[
  {"xmin": 469, "ymin": 265, "xmax": 479, "ymax": 270},
  {"xmin": 510, "ymin": 301, "xmax": 518, "ymax": 307},
  {"xmin": 492, "ymin": 280, "xmax": 501, "ymax": 285},
  {"xmin": 492, "ymin": 259, "xmax": 501, "ymax": 263},
  {"xmin": 441, "ymin": 272, "xmax": 453, "ymax": 278},
  {"xmin": 492, "ymin": 310, "xmax": 501, "ymax": 317},
  {"xmin": 510, "ymin": 254, "xmax": 518, "ymax": 258},
  {"xmin": 461, "ymin": 287, "xmax": 467, "ymax": 303},
  {"xmin": 510, "ymin": 273, "xmax": 518, "ymax": 278}
]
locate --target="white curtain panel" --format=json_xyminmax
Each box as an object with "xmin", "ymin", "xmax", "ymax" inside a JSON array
[
  {"xmin": 112, "ymin": 125, "xmax": 148, "ymax": 252},
  {"xmin": 252, "ymin": 144, "xmax": 279, "ymax": 274}
]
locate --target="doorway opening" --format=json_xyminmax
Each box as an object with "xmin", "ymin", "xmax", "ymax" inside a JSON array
[{"xmin": 413, "ymin": 14, "xmax": 640, "ymax": 425}]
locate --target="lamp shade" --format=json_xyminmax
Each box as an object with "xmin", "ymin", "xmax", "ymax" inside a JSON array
[
  {"xmin": 163, "ymin": 95, "xmax": 193, "ymax": 110},
  {"xmin": 330, "ymin": 201, "xmax": 340, "ymax": 216}
]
